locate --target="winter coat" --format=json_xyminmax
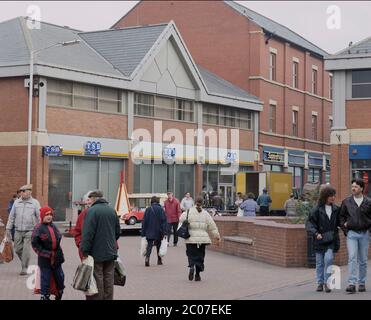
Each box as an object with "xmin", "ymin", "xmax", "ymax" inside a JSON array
[
  {"xmin": 179, "ymin": 207, "xmax": 220, "ymax": 244},
  {"xmin": 73, "ymin": 208, "xmax": 89, "ymax": 260},
  {"xmin": 6, "ymin": 197, "xmax": 40, "ymax": 232},
  {"xmin": 306, "ymin": 204, "xmax": 341, "ymax": 253},
  {"xmin": 31, "ymin": 222, "xmax": 65, "ymax": 268},
  {"xmin": 284, "ymin": 198, "xmax": 298, "ymax": 217},
  {"xmin": 180, "ymin": 198, "xmax": 194, "ymax": 211},
  {"xmin": 257, "ymin": 194, "xmax": 272, "ymax": 207},
  {"xmin": 164, "ymin": 198, "xmax": 182, "ymax": 223},
  {"xmin": 80, "ymin": 199, "xmax": 121, "ymax": 263},
  {"xmin": 141, "ymin": 203, "xmax": 167, "ymax": 240},
  {"xmin": 240, "ymin": 199, "xmax": 259, "ymax": 217},
  {"xmin": 340, "ymin": 196, "xmax": 371, "ymax": 233}
]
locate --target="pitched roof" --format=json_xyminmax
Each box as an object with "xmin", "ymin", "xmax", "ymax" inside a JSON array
[
  {"xmin": 79, "ymin": 24, "xmax": 168, "ymax": 77},
  {"xmin": 332, "ymin": 36, "xmax": 371, "ymax": 57},
  {"xmin": 225, "ymin": 1, "xmax": 328, "ymax": 57},
  {"xmin": 198, "ymin": 65, "xmax": 260, "ymax": 103}
]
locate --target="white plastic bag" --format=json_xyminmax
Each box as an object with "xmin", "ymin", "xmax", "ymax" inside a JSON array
[
  {"xmin": 140, "ymin": 237, "xmax": 147, "ymax": 257},
  {"xmin": 84, "ymin": 256, "xmax": 98, "ymax": 296},
  {"xmin": 237, "ymin": 208, "xmax": 244, "ymax": 217},
  {"xmin": 159, "ymin": 237, "xmax": 168, "ymax": 257}
]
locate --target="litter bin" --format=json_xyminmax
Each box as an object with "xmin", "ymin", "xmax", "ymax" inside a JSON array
[{"xmin": 307, "ymin": 231, "xmax": 316, "ymax": 268}]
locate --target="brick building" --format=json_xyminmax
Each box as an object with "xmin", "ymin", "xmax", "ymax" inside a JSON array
[
  {"xmin": 325, "ymin": 37, "xmax": 371, "ymax": 201},
  {"xmin": 113, "ymin": 0, "xmax": 334, "ymax": 193},
  {"xmin": 0, "ymin": 17, "xmax": 262, "ymax": 222}
]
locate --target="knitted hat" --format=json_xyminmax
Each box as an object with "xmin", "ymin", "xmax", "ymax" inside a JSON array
[{"xmin": 40, "ymin": 206, "xmax": 54, "ymax": 222}]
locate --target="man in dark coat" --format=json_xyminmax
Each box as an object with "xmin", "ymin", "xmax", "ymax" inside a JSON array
[
  {"xmin": 80, "ymin": 190, "xmax": 121, "ymax": 300},
  {"xmin": 141, "ymin": 196, "xmax": 167, "ymax": 267}
]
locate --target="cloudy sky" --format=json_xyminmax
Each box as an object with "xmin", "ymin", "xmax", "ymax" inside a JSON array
[{"xmin": 0, "ymin": 1, "xmax": 370, "ymax": 54}]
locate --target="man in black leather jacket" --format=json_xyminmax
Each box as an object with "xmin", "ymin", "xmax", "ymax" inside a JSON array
[{"xmin": 340, "ymin": 179, "xmax": 371, "ymax": 293}]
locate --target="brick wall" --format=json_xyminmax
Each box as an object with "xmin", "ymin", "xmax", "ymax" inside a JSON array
[{"xmin": 209, "ymin": 217, "xmax": 370, "ymax": 267}]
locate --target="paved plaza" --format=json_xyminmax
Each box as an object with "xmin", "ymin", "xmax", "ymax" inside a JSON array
[{"xmin": 1, "ymin": 229, "xmax": 371, "ymax": 300}]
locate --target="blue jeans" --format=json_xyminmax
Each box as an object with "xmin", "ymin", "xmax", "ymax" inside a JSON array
[
  {"xmin": 347, "ymin": 230, "xmax": 369, "ymax": 285},
  {"xmin": 316, "ymin": 248, "xmax": 334, "ymax": 285}
]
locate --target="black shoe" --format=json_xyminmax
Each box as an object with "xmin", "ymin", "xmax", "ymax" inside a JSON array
[
  {"xmin": 40, "ymin": 295, "xmax": 50, "ymax": 300},
  {"xmin": 145, "ymin": 257, "xmax": 150, "ymax": 267},
  {"xmin": 173, "ymin": 243, "xmax": 177, "ymax": 247},
  {"xmin": 195, "ymin": 274, "xmax": 201, "ymax": 281},
  {"xmin": 346, "ymin": 284, "xmax": 356, "ymax": 293},
  {"xmin": 157, "ymin": 257, "xmax": 163, "ymax": 265},
  {"xmin": 188, "ymin": 268, "xmax": 194, "ymax": 281},
  {"xmin": 55, "ymin": 291, "xmax": 63, "ymax": 300},
  {"xmin": 324, "ymin": 285, "xmax": 332, "ymax": 293},
  {"xmin": 358, "ymin": 284, "xmax": 366, "ymax": 292},
  {"xmin": 316, "ymin": 284, "xmax": 323, "ymax": 292}
]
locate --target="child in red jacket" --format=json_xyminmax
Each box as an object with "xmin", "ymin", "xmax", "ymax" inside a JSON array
[{"xmin": 31, "ymin": 206, "xmax": 65, "ymax": 300}]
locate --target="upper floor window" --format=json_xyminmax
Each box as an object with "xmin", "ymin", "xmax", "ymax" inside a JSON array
[
  {"xmin": 352, "ymin": 69, "xmax": 371, "ymax": 98},
  {"xmin": 269, "ymin": 104, "xmax": 276, "ymax": 133},
  {"xmin": 134, "ymin": 93, "xmax": 194, "ymax": 122},
  {"xmin": 292, "ymin": 61, "xmax": 299, "ymax": 88},
  {"xmin": 269, "ymin": 52, "xmax": 277, "ymax": 81},
  {"xmin": 311, "ymin": 114, "xmax": 318, "ymax": 140},
  {"xmin": 203, "ymin": 104, "xmax": 253, "ymax": 130},
  {"xmin": 292, "ymin": 110, "xmax": 298, "ymax": 137},
  {"xmin": 47, "ymin": 79, "xmax": 123, "ymax": 113},
  {"xmin": 312, "ymin": 68, "xmax": 318, "ymax": 95},
  {"xmin": 329, "ymin": 74, "xmax": 333, "ymax": 100}
]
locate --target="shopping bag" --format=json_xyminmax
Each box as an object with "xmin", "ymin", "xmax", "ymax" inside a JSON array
[
  {"xmin": 33, "ymin": 266, "xmax": 58, "ymax": 296},
  {"xmin": 0, "ymin": 238, "xmax": 13, "ymax": 263},
  {"xmin": 237, "ymin": 208, "xmax": 244, "ymax": 217},
  {"xmin": 159, "ymin": 237, "xmax": 168, "ymax": 257},
  {"xmin": 114, "ymin": 257, "xmax": 126, "ymax": 287},
  {"xmin": 72, "ymin": 256, "xmax": 93, "ymax": 292},
  {"xmin": 140, "ymin": 237, "xmax": 147, "ymax": 257}
]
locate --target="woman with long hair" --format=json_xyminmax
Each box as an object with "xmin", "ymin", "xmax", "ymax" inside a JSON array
[
  {"xmin": 179, "ymin": 197, "xmax": 221, "ymax": 281},
  {"xmin": 306, "ymin": 185, "xmax": 340, "ymax": 293}
]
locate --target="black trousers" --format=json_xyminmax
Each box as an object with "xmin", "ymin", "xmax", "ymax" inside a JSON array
[
  {"xmin": 186, "ymin": 244, "xmax": 206, "ymax": 274},
  {"xmin": 167, "ymin": 222, "xmax": 179, "ymax": 245},
  {"xmin": 146, "ymin": 239, "xmax": 161, "ymax": 258},
  {"xmin": 259, "ymin": 206, "xmax": 270, "ymax": 216}
]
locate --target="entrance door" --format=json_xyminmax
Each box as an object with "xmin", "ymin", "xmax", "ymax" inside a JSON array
[{"xmin": 218, "ymin": 184, "xmax": 234, "ymax": 210}]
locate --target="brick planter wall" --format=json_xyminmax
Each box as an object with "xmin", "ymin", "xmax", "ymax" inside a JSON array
[{"xmin": 209, "ymin": 217, "xmax": 371, "ymax": 267}]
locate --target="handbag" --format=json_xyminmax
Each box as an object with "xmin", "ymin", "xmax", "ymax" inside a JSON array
[
  {"xmin": 318, "ymin": 231, "xmax": 334, "ymax": 245},
  {"xmin": 177, "ymin": 210, "xmax": 190, "ymax": 239},
  {"xmin": 114, "ymin": 257, "xmax": 126, "ymax": 287},
  {"xmin": 0, "ymin": 238, "xmax": 13, "ymax": 263}
]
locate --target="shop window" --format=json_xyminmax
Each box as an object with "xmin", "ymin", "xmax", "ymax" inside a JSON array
[
  {"xmin": 352, "ymin": 69, "xmax": 371, "ymax": 98},
  {"xmin": 73, "ymin": 158, "xmax": 99, "ymax": 203},
  {"xmin": 308, "ymin": 168, "xmax": 321, "ymax": 183},
  {"xmin": 288, "ymin": 166, "xmax": 303, "ymax": 191},
  {"xmin": 100, "ymin": 159, "xmax": 123, "ymax": 207}
]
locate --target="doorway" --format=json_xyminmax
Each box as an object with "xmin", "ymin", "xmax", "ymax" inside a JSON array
[{"xmin": 218, "ymin": 184, "xmax": 235, "ymax": 210}]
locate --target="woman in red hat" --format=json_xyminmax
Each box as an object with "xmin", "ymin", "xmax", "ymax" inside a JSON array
[{"xmin": 31, "ymin": 206, "xmax": 65, "ymax": 300}]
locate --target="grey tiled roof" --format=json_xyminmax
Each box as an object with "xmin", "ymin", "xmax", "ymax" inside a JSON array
[
  {"xmin": 225, "ymin": 1, "xmax": 328, "ymax": 57},
  {"xmin": 198, "ymin": 65, "xmax": 261, "ymax": 103},
  {"xmin": 79, "ymin": 24, "xmax": 168, "ymax": 77},
  {"xmin": 333, "ymin": 36, "xmax": 371, "ymax": 56}
]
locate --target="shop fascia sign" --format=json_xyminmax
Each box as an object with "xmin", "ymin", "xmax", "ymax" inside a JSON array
[
  {"xmin": 265, "ymin": 151, "xmax": 284, "ymax": 162},
  {"xmin": 84, "ymin": 141, "xmax": 102, "ymax": 156},
  {"xmin": 43, "ymin": 145, "xmax": 63, "ymax": 157}
]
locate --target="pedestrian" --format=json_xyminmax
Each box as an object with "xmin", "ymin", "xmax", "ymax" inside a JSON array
[
  {"xmin": 179, "ymin": 197, "xmax": 221, "ymax": 281},
  {"xmin": 257, "ymin": 188, "xmax": 272, "ymax": 216},
  {"xmin": 180, "ymin": 192, "xmax": 194, "ymax": 212},
  {"xmin": 284, "ymin": 194, "xmax": 298, "ymax": 217},
  {"xmin": 306, "ymin": 185, "xmax": 340, "ymax": 293},
  {"xmin": 164, "ymin": 191, "xmax": 182, "ymax": 247},
  {"xmin": 80, "ymin": 190, "xmax": 121, "ymax": 300},
  {"xmin": 141, "ymin": 196, "xmax": 167, "ymax": 267},
  {"xmin": 7, "ymin": 193, "xmax": 19, "ymax": 240},
  {"xmin": 235, "ymin": 192, "xmax": 244, "ymax": 217},
  {"xmin": 212, "ymin": 192, "xmax": 223, "ymax": 211},
  {"xmin": 31, "ymin": 206, "xmax": 65, "ymax": 300},
  {"xmin": 6, "ymin": 184, "xmax": 40, "ymax": 275},
  {"xmin": 239, "ymin": 193, "xmax": 259, "ymax": 217},
  {"xmin": 340, "ymin": 178, "xmax": 371, "ymax": 294},
  {"xmin": 73, "ymin": 191, "xmax": 93, "ymax": 260}
]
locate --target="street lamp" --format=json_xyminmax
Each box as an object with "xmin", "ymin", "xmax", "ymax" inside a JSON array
[{"xmin": 27, "ymin": 39, "xmax": 80, "ymax": 184}]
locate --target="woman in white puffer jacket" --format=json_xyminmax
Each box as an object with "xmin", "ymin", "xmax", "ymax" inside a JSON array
[{"xmin": 178, "ymin": 197, "xmax": 221, "ymax": 281}]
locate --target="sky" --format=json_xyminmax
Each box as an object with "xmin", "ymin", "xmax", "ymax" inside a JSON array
[{"xmin": 0, "ymin": 1, "xmax": 370, "ymax": 54}]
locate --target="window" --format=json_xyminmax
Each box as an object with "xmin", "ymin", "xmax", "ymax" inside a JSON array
[
  {"xmin": 269, "ymin": 52, "xmax": 277, "ymax": 81},
  {"xmin": 154, "ymin": 96, "xmax": 174, "ymax": 119},
  {"xmin": 47, "ymin": 79, "xmax": 121, "ymax": 113},
  {"xmin": 312, "ymin": 68, "xmax": 318, "ymax": 95},
  {"xmin": 292, "ymin": 110, "xmax": 298, "ymax": 137},
  {"xmin": 202, "ymin": 104, "xmax": 252, "ymax": 130},
  {"xmin": 329, "ymin": 74, "xmax": 333, "ymax": 100},
  {"xmin": 311, "ymin": 115, "xmax": 318, "ymax": 140},
  {"xmin": 293, "ymin": 61, "xmax": 299, "ymax": 88},
  {"xmin": 288, "ymin": 166, "xmax": 303, "ymax": 191},
  {"xmin": 269, "ymin": 104, "xmax": 276, "ymax": 133},
  {"xmin": 177, "ymin": 100, "xmax": 194, "ymax": 122},
  {"xmin": 352, "ymin": 69, "xmax": 371, "ymax": 98},
  {"xmin": 308, "ymin": 168, "xmax": 321, "ymax": 183},
  {"xmin": 135, "ymin": 93, "xmax": 154, "ymax": 117}
]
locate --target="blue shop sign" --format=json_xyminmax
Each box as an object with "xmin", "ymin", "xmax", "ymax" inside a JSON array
[
  {"xmin": 288, "ymin": 150, "xmax": 305, "ymax": 166},
  {"xmin": 225, "ymin": 152, "xmax": 237, "ymax": 163},
  {"xmin": 43, "ymin": 145, "xmax": 63, "ymax": 157},
  {"xmin": 349, "ymin": 145, "xmax": 371, "ymax": 160},
  {"xmin": 164, "ymin": 147, "xmax": 176, "ymax": 160},
  {"xmin": 85, "ymin": 141, "xmax": 102, "ymax": 156},
  {"xmin": 308, "ymin": 152, "xmax": 323, "ymax": 167}
]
